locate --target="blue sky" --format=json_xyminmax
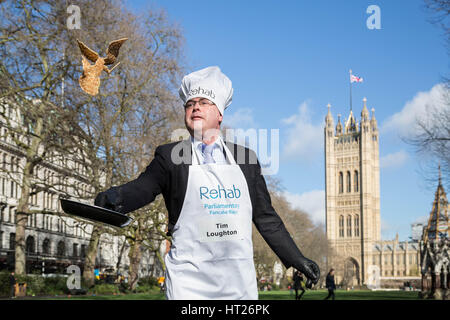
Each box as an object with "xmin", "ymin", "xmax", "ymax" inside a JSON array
[{"xmin": 127, "ymin": 0, "xmax": 448, "ymax": 241}]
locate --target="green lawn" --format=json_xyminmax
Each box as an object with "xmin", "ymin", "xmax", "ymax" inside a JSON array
[
  {"xmin": 258, "ymin": 289, "xmax": 420, "ymax": 300},
  {"xmin": 33, "ymin": 289, "xmax": 420, "ymax": 300}
]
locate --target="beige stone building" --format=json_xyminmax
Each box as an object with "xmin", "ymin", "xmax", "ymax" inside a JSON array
[
  {"xmin": 324, "ymin": 98, "xmax": 420, "ymax": 287},
  {"xmin": 0, "ymin": 98, "xmax": 165, "ymax": 278}
]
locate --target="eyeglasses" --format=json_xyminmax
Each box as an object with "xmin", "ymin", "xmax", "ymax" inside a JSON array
[{"xmin": 184, "ymin": 99, "xmax": 215, "ymax": 109}]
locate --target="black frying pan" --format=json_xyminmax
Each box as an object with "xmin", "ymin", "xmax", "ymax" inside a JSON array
[{"xmin": 60, "ymin": 198, "xmax": 132, "ymax": 228}]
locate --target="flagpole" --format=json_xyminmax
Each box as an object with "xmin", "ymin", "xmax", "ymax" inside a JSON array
[{"xmin": 349, "ymin": 69, "xmax": 353, "ymax": 112}]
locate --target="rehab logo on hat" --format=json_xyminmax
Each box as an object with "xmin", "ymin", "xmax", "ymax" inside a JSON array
[
  {"xmin": 188, "ymin": 86, "xmax": 216, "ymax": 100},
  {"xmin": 179, "ymin": 66, "xmax": 233, "ymax": 115}
]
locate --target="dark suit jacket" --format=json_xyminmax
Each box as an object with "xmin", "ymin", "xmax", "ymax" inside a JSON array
[
  {"xmin": 112, "ymin": 139, "xmax": 305, "ymax": 269},
  {"xmin": 326, "ymin": 274, "xmax": 336, "ymax": 290}
]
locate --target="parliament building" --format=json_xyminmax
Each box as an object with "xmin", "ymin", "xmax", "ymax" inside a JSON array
[{"xmin": 324, "ymin": 98, "xmax": 422, "ymax": 287}]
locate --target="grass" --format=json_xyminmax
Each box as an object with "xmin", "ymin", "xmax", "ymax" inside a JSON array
[
  {"xmin": 29, "ymin": 289, "xmax": 420, "ymax": 300},
  {"xmin": 258, "ymin": 289, "xmax": 420, "ymax": 300}
]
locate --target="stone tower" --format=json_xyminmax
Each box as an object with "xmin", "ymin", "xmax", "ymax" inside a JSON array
[{"xmin": 324, "ymin": 98, "xmax": 380, "ymax": 285}]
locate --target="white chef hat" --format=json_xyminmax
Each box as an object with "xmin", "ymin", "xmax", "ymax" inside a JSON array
[{"xmin": 179, "ymin": 66, "xmax": 233, "ymax": 115}]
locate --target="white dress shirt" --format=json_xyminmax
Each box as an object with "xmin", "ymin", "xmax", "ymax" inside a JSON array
[{"xmin": 190, "ymin": 135, "xmax": 228, "ymax": 165}]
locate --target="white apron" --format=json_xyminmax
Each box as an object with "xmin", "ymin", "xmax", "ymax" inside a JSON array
[{"xmin": 164, "ymin": 139, "xmax": 258, "ymax": 300}]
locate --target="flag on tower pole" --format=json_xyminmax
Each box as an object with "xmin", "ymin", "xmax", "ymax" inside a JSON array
[
  {"xmin": 349, "ymin": 70, "xmax": 363, "ymax": 111},
  {"xmin": 350, "ymin": 74, "xmax": 363, "ymax": 83}
]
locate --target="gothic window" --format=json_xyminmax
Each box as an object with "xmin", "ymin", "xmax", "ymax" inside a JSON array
[
  {"xmin": 354, "ymin": 170, "xmax": 359, "ymax": 192},
  {"xmin": 73, "ymin": 243, "xmax": 78, "ymax": 257},
  {"xmin": 339, "ymin": 216, "xmax": 344, "ymax": 237},
  {"xmin": 339, "ymin": 172, "xmax": 343, "ymax": 193},
  {"xmin": 9, "ymin": 233, "xmax": 15, "ymax": 250},
  {"xmin": 43, "ymin": 238, "xmax": 50, "ymax": 255},
  {"xmin": 57, "ymin": 241, "xmax": 65, "ymax": 257},
  {"xmin": 347, "ymin": 215, "xmax": 352, "ymax": 237},
  {"xmin": 354, "ymin": 215, "xmax": 360, "ymax": 237},
  {"xmin": 346, "ymin": 171, "xmax": 351, "ymax": 193},
  {"xmin": 25, "ymin": 236, "xmax": 35, "ymax": 254}
]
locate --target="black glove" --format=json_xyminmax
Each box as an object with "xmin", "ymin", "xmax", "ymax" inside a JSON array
[
  {"xmin": 294, "ymin": 256, "xmax": 320, "ymax": 289},
  {"xmin": 94, "ymin": 187, "xmax": 124, "ymax": 213}
]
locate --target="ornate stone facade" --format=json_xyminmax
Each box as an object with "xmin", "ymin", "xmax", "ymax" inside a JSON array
[{"xmin": 419, "ymin": 171, "xmax": 449, "ymax": 299}]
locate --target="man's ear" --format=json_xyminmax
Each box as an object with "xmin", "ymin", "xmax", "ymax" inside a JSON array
[{"xmin": 218, "ymin": 113, "xmax": 223, "ymax": 125}]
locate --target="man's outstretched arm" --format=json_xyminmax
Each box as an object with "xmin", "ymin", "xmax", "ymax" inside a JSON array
[
  {"xmin": 251, "ymin": 159, "xmax": 320, "ymax": 286},
  {"xmin": 95, "ymin": 146, "xmax": 168, "ymax": 214}
]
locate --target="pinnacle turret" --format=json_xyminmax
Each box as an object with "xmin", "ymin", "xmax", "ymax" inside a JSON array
[
  {"xmin": 361, "ymin": 97, "xmax": 369, "ymax": 122},
  {"xmin": 336, "ymin": 114, "xmax": 343, "ymax": 135},
  {"xmin": 370, "ymin": 107, "xmax": 377, "ymax": 131},
  {"xmin": 325, "ymin": 103, "xmax": 334, "ymax": 127}
]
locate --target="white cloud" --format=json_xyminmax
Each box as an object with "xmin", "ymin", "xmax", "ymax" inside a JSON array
[
  {"xmin": 283, "ymin": 189, "xmax": 325, "ymax": 225},
  {"xmin": 381, "ymin": 83, "xmax": 448, "ymax": 137},
  {"xmin": 223, "ymin": 107, "xmax": 257, "ymax": 129},
  {"xmin": 281, "ymin": 101, "xmax": 323, "ymax": 161},
  {"xmin": 380, "ymin": 150, "xmax": 408, "ymax": 168}
]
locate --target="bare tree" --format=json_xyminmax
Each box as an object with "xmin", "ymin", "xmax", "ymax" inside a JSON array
[
  {"xmin": 252, "ymin": 186, "xmax": 328, "ymax": 286},
  {"xmin": 406, "ymin": 1, "xmax": 450, "ymax": 188},
  {"xmin": 59, "ymin": 1, "xmax": 185, "ymax": 286},
  {"xmin": 0, "ymin": 0, "xmax": 185, "ymax": 283},
  {"xmin": 405, "ymin": 89, "xmax": 450, "ymax": 189},
  {"xmin": 0, "ymin": 0, "xmax": 88, "ymax": 275}
]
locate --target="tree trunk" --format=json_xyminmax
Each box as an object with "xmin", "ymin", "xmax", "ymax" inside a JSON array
[
  {"xmin": 115, "ymin": 238, "xmax": 127, "ymax": 277},
  {"xmin": 14, "ymin": 212, "xmax": 27, "ymax": 275},
  {"xmin": 14, "ymin": 163, "xmax": 32, "ymax": 275},
  {"xmin": 82, "ymin": 225, "xmax": 102, "ymax": 287},
  {"xmin": 128, "ymin": 240, "xmax": 142, "ymax": 291}
]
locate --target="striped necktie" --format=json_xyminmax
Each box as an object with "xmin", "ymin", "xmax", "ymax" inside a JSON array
[{"xmin": 202, "ymin": 143, "xmax": 215, "ymax": 164}]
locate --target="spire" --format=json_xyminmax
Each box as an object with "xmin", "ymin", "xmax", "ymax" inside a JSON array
[
  {"xmin": 336, "ymin": 113, "xmax": 343, "ymax": 135},
  {"xmin": 438, "ymin": 163, "xmax": 442, "ymax": 187},
  {"xmin": 345, "ymin": 110, "xmax": 356, "ymax": 133},
  {"xmin": 361, "ymin": 97, "xmax": 369, "ymax": 121},
  {"xmin": 422, "ymin": 165, "xmax": 449, "ymax": 242},
  {"xmin": 370, "ymin": 107, "xmax": 377, "ymax": 130},
  {"xmin": 325, "ymin": 103, "xmax": 334, "ymax": 125}
]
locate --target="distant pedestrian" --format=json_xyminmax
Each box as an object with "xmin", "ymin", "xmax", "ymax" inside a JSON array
[
  {"xmin": 9, "ymin": 271, "xmax": 16, "ymax": 299},
  {"xmin": 324, "ymin": 268, "xmax": 336, "ymax": 300},
  {"xmin": 293, "ymin": 270, "xmax": 306, "ymax": 300}
]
